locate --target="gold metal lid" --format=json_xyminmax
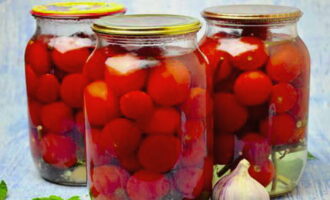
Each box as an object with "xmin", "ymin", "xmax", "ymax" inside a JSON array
[
  {"xmin": 92, "ymin": 14, "xmax": 201, "ymax": 36},
  {"xmin": 202, "ymin": 5, "xmax": 302, "ymax": 24}
]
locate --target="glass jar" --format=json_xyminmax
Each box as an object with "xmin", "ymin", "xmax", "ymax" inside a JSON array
[
  {"xmin": 85, "ymin": 14, "xmax": 213, "ymax": 200},
  {"xmin": 199, "ymin": 5, "xmax": 310, "ymax": 197},
  {"xmin": 25, "ymin": 2, "xmax": 125, "ymax": 186}
]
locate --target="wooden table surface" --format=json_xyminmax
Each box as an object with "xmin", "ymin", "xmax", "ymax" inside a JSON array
[{"xmin": 0, "ymin": 0, "xmax": 329, "ymax": 199}]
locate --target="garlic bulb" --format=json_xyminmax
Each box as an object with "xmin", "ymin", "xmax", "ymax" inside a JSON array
[{"xmin": 213, "ymin": 159, "xmax": 270, "ymax": 200}]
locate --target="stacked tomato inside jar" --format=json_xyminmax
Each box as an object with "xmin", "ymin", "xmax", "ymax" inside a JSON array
[
  {"xmin": 200, "ymin": 5, "xmax": 310, "ymax": 192},
  {"xmin": 85, "ymin": 15, "xmax": 213, "ymax": 200},
  {"xmin": 25, "ymin": 2, "xmax": 125, "ymax": 185}
]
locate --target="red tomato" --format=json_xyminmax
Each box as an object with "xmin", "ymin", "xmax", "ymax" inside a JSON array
[
  {"xmin": 105, "ymin": 54, "xmax": 148, "ymax": 96},
  {"xmin": 147, "ymin": 59, "xmax": 191, "ymax": 106},
  {"xmin": 266, "ymin": 42, "xmax": 304, "ymax": 82},
  {"xmin": 219, "ymin": 37, "xmax": 268, "ymax": 71},
  {"xmin": 180, "ymin": 138, "xmax": 207, "ymax": 168},
  {"xmin": 181, "ymin": 87, "xmax": 212, "ymax": 119},
  {"xmin": 202, "ymin": 157, "xmax": 214, "ymax": 191},
  {"xmin": 52, "ymin": 47, "xmax": 91, "ymax": 73},
  {"xmin": 118, "ymin": 153, "xmax": 142, "ymax": 173},
  {"xmin": 214, "ymin": 132, "xmax": 235, "ymax": 165},
  {"xmin": 138, "ymin": 107, "xmax": 180, "ymax": 136},
  {"xmin": 83, "ymin": 47, "xmax": 112, "ymax": 81},
  {"xmin": 138, "ymin": 135, "xmax": 181, "ymax": 173},
  {"xmin": 41, "ymin": 134, "xmax": 77, "ymax": 168},
  {"xmin": 248, "ymin": 159, "xmax": 275, "ymax": 187},
  {"xmin": 75, "ymin": 111, "xmax": 85, "ymax": 136},
  {"xmin": 25, "ymin": 65, "xmax": 39, "ymax": 98},
  {"xmin": 234, "ymin": 71, "xmax": 272, "ymax": 106},
  {"xmin": 35, "ymin": 74, "xmax": 60, "ymax": 104},
  {"xmin": 87, "ymin": 129, "xmax": 113, "ymax": 166},
  {"xmin": 126, "ymin": 170, "xmax": 171, "ymax": 200},
  {"xmin": 289, "ymin": 88, "xmax": 309, "ymax": 120},
  {"xmin": 102, "ymin": 118, "xmax": 142, "ymax": 157},
  {"xmin": 91, "ymin": 165, "xmax": 129, "ymax": 197},
  {"xmin": 260, "ymin": 114, "xmax": 296, "ymax": 145},
  {"xmin": 84, "ymin": 81, "xmax": 119, "ymax": 126},
  {"xmin": 242, "ymin": 132, "xmax": 271, "ymax": 165},
  {"xmin": 41, "ymin": 102, "xmax": 74, "ymax": 134},
  {"xmin": 291, "ymin": 126, "xmax": 307, "ymax": 144},
  {"xmin": 214, "ymin": 52, "xmax": 233, "ymax": 83},
  {"xmin": 60, "ymin": 74, "xmax": 88, "ymax": 108},
  {"xmin": 28, "ymin": 100, "xmax": 42, "ymax": 127},
  {"xmin": 174, "ymin": 167, "xmax": 204, "ymax": 199},
  {"xmin": 179, "ymin": 120, "xmax": 205, "ymax": 142},
  {"xmin": 29, "ymin": 129, "xmax": 41, "ymax": 158},
  {"xmin": 214, "ymin": 93, "xmax": 248, "ymax": 132},
  {"xmin": 25, "ymin": 40, "xmax": 51, "ymax": 75},
  {"xmin": 271, "ymin": 83, "xmax": 298, "ymax": 113},
  {"xmin": 120, "ymin": 91, "xmax": 154, "ymax": 120}
]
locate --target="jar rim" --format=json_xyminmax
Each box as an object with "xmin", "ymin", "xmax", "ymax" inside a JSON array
[
  {"xmin": 31, "ymin": 2, "xmax": 126, "ymax": 19},
  {"xmin": 202, "ymin": 5, "xmax": 302, "ymax": 24},
  {"xmin": 92, "ymin": 14, "xmax": 201, "ymax": 36}
]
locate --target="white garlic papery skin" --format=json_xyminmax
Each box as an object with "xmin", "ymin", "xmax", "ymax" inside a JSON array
[{"xmin": 212, "ymin": 159, "xmax": 270, "ymax": 200}]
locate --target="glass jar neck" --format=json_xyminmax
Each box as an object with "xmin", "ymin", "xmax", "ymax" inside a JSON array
[
  {"xmin": 35, "ymin": 17, "xmax": 95, "ymax": 36},
  {"xmin": 205, "ymin": 19, "xmax": 299, "ymax": 40},
  {"xmin": 96, "ymin": 33, "xmax": 199, "ymax": 56}
]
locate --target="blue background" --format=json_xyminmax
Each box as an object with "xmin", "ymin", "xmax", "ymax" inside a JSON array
[{"xmin": 0, "ymin": 0, "xmax": 329, "ymax": 199}]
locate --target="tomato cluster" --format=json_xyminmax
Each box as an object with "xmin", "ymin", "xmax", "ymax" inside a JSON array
[
  {"xmin": 85, "ymin": 45, "xmax": 212, "ymax": 200},
  {"xmin": 25, "ymin": 35, "xmax": 94, "ymax": 170},
  {"xmin": 200, "ymin": 33, "xmax": 309, "ymax": 187}
]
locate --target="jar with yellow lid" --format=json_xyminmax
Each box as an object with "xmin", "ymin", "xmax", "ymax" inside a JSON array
[
  {"xmin": 84, "ymin": 14, "xmax": 213, "ymax": 200},
  {"xmin": 199, "ymin": 5, "xmax": 310, "ymax": 196},
  {"xmin": 25, "ymin": 2, "xmax": 126, "ymax": 186}
]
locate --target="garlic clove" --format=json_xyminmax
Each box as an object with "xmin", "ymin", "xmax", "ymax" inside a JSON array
[{"xmin": 213, "ymin": 159, "xmax": 270, "ymax": 200}]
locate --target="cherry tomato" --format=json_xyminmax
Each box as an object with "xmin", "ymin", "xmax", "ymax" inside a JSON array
[
  {"xmin": 91, "ymin": 165, "xmax": 129, "ymax": 197},
  {"xmin": 242, "ymin": 132, "xmax": 271, "ymax": 165},
  {"xmin": 174, "ymin": 167, "xmax": 204, "ymax": 199},
  {"xmin": 260, "ymin": 114, "xmax": 296, "ymax": 145},
  {"xmin": 138, "ymin": 107, "xmax": 180, "ymax": 136},
  {"xmin": 28, "ymin": 100, "xmax": 42, "ymax": 127},
  {"xmin": 102, "ymin": 118, "xmax": 142, "ymax": 157},
  {"xmin": 105, "ymin": 54, "xmax": 148, "ymax": 96},
  {"xmin": 214, "ymin": 52, "xmax": 233, "ymax": 83},
  {"xmin": 41, "ymin": 102, "xmax": 74, "ymax": 134},
  {"xmin": 41, "ymin": 134, "xmax": 77, "ymax": 168},
  {"xmin": 270, "ymin": 83, "xmax": 298, "ymax": 113},
  {"xmin": 75, "ymin": 111, "xmax": 85, "ymax": 136},
  {"xmin": 35, "ymin": 74, "xmax": 60, "ymax": 104},
  {"xmin": 202, "ymin": 157, "xmax": 214, "ymax": 191},
  {"xmin": 138, "ymin": 135, "xmax": 181, "ymax": 173},
  {"xmin": 120, "ymin": 91, "xmax": 154, "ymax": 120},
  {"xmin": 29, "ymin": 129, "xmax": 41, "ymax": 158},
  {"xmin": 147, "ymin": 59, "xmax": 191, "ymax": 106},
  {"xmin": 126, "ymin": 170, "xmax": 171, "ymax": 200},
  {"xmin": 60, "ymin": 73, "xmax": 88, "ymax": 108},
  {"xmin": 83, "ymin": 46, "xmax": 116, "ymax": 81},
  {"xmin": 234, "ymin": 71, "xmax": 272, "ymax": 106},
  {"xmin": 248, "ymin": 159, "xmax": 275, "ymax": 187},
  {"xmin": 214, "ymin": 132, "xmax": 235, "ymax": 165},
  {"xmin": 214, "ymin": 93, "xmax": 248, "ymax": 132},
  {"xmin": 266, "ymin": 42, "xmax": 304, "ymax": 82},
  {"xmin": 219, "ymin": 37, "xmax": 268, "ymax": 71},
  {"xmin": 25, "ymin": 65, "xmax": 39, "ymax": 98},
  {"xmin": 84, "ymin": 81, "xmax": 119, "ymax": 126},
  {"xmin": 181, "ymin": 87, "xmax": 212, "ymax": 119},
  {"xmin": 118, "ymin": 153, "xmax": 142, "ymax": 173},
  {"xmin": 88, "ymin": 129, "xmax": 113, "ymax": 166},
  {"xmin": 25, "ymin": 40, "xmax": 51, "ymax": 75},
  {"xmin": 291, "ymin": 125, "xmax": 307, "ymax": 144},
  {"xmin": 289, "ymin": 88, "xmax": 309, "ymax": 120},
  {"xmin": 179, "ymin": 120, "xmax": 204, "ymax": 142},
  {"xmin": 51, "ymin": 37, "xmax": 91, "ymax": 73}
]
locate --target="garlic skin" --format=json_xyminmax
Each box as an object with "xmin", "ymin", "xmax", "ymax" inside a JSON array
[{"xmin": 213, "ymin": 159, "xmax": 270, "ymax": 200}]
